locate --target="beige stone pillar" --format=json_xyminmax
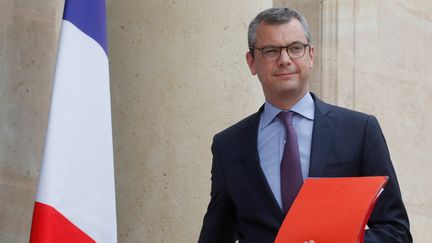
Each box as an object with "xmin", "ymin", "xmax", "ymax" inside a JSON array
[
  {"xmin": 107, "ymin": 0, "xmax": 271, "ymax": 242},
  {"xmin": 342, "ymin": 2, "xmax": 432, "ymax": 241},
  {"xmin": 320, "ymin": 1, "xmax": 432, "ymax": 241},
  {"xmin": 0, "ymin": 1, "xmax": 63, "ymax": 242},
  {"xmin": 276, "ymin": 0, "xmax": 432, "ymax": 241}
]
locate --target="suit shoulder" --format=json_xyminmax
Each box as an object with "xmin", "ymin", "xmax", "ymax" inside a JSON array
[
  {"xmin": 316, "ymin": 98, "xmax": 381, "ymax": 131},
  {"xmin": 312, "ymin": 93, "xmax": 374, "ymax": 122},
  {"xmin": 323, "ymin": 102, "xmax": 374, "ymax": 122},
  {"xmin": 213, "ymin": 112, "xmax": 260, "ymax": 143}
]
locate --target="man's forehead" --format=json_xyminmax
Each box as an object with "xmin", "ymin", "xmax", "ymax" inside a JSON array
[{"xmin": 257, "ymin": 19, "xmax": 302, "ymax": 32}]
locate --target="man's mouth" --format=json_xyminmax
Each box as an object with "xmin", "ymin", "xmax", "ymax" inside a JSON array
[{"xmin": 274, "ymin": 71, "xmax": 297, "ymax": 78}]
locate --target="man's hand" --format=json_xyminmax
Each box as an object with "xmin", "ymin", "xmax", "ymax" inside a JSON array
[{"xmin": 303, "ymin": 241, "xmax": 315, "ymax": 243}]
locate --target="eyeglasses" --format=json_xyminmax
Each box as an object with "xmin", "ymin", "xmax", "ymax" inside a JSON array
[{"xmin": 252, "ymin": 42, "xmax": 310, "ymax": 61}]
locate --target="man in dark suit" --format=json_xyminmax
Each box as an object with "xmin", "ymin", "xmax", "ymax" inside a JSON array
[{"xmin": 198, "ymin": 7, "xmax": 411, "ymax": 243}]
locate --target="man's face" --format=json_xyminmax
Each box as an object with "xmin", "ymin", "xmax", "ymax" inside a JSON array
[{"xmin": 246, "ymin": 19, "xmax": 314, "ymax": 104}]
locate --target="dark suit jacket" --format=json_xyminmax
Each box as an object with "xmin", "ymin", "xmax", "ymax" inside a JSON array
[{"xmin": 198, "ymin": 94, "xmax": 411, "ymax": 243}]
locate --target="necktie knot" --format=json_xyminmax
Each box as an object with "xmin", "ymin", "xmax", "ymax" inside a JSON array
[{"xmin": 278, "ymin": 111, "xmax": 294, "ymax": 127}]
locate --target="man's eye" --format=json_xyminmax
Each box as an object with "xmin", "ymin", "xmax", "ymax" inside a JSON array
[
  {"xmin": 263, "ymin": 48, "xmax": 279, "ymax": 54},
  {"xmin": 289, "ymin": 45, "xmax": 303, "ymax": 53}
]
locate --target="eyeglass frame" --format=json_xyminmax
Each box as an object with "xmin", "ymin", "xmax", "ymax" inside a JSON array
[{"xmin": 250, "ymin": 42, "xmax": 311, "ymax": 61}]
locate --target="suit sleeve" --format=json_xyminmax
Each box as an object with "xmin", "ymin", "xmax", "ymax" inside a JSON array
[
  {"xmin": 198, "ymin": 136, "xmax": 238, "ymax": 243},
  {"xmin": 362, "ymin": 115, "xmax": 412, "ymax": 243}
]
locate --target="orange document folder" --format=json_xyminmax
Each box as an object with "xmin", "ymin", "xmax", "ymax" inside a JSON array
[{"xmin": 275, "ymin": 176, "xmax": 388, "ymax": 243}]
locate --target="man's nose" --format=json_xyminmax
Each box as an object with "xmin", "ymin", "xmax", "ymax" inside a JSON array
[{"xmin": 278, "ymin": 48, "xmax": 293, "ymax": 66}]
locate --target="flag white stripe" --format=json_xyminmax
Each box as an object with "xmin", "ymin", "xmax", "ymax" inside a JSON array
[{"xmin": 36, "ymin": 20, "xmax": 117, "ymax": 242}]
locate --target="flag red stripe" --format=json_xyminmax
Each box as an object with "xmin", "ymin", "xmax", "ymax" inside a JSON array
[{"xmin": 30, "ymin": 202, "xmax": 96, "ymax": 243}]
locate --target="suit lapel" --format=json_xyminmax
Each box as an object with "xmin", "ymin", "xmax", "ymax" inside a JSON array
[
  {"xmin": 309, "ymin": 94, "xmax": 336, "ymax": 177},
  {"xmin": 241, "ymin": 108, "xmax": 285, "ymax": 223}
]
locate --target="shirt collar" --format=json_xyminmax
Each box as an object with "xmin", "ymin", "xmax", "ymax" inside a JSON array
[{"xmin": 260, "ymin": 92, "xmax": 315, "ymax": 129}]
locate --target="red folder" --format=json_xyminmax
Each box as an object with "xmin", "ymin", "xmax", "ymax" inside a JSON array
[{"xmin": 275, "ymin": 176, "xmax": 388, "ymax": 243}]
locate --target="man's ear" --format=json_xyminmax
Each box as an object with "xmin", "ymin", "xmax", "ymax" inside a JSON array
[
  {"xmin": 308, "ymin": 45, "xmax": 314, "ymax": 69},
  {"xmin": 246, "ymin": 51, "xmax": 257, "ymax": 75}
]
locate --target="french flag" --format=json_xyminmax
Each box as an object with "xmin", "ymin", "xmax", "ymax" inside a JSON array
[{"xmin": 30, "ymin": 0, "xmax": 117, "ymax": 242}]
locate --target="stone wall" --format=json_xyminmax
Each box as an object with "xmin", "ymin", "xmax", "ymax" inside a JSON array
[
  {"xmin": 0, "ymin": 1, "xmax": 63, "ymax": 241},
  {"xmin": 107, "ymin": 0, "xmax": 271, "ymax": 242}
]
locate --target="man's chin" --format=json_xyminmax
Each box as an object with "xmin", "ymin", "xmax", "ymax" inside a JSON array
[
  {"xmin": 278, "ymin": 86, "xmax": 308, "ymax": 98},
  {"xmin": 278, "ymin": 81, "xmax": 301, "ymax": 92}
]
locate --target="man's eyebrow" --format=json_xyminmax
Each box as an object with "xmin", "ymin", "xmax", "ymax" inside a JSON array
[
  {"xmin": 261, "ymin": 41, "xmax": 307, "ymax": 48},
  {"xmin": 288, "ymin": 40, "xmax": 307, "ymax": 45}
]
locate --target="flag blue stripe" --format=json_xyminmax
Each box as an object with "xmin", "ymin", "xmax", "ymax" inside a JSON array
[{"xmin": 63, "ymin": 0, "xmax": 108, "ymax": 55}]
